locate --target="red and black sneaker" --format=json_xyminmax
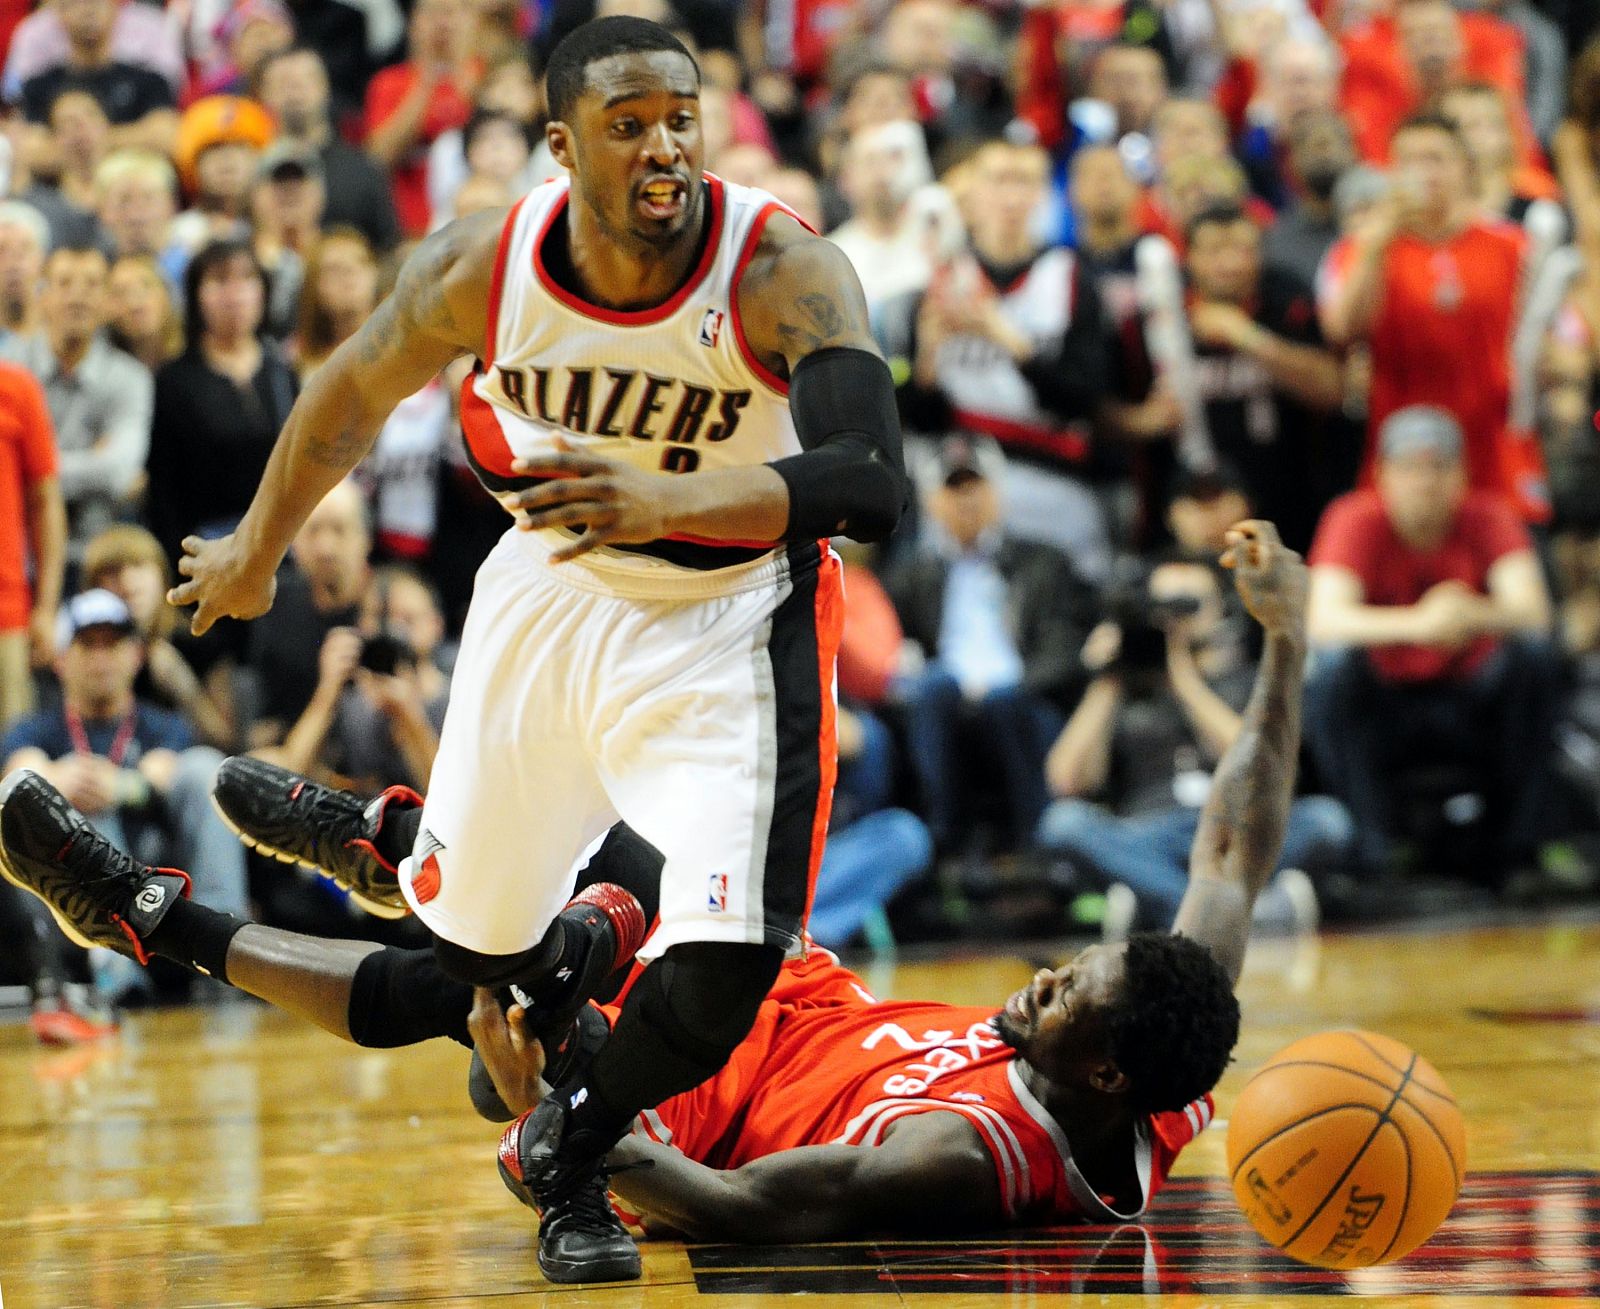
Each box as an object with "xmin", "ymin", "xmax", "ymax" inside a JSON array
[
  {"xmin": 211, "ymin": 756, "xmax": 418, "ymax": 919},
  {"xmin": 510, "ymin": 883, "xmax": 646, "ymax": 1060},
  {"xmin": 0, "ymin": 769, "xmax": 190, "ymax": 963}
]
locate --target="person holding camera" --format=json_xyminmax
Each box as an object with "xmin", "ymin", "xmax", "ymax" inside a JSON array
[
  {"xmin": 1035, "ymin": 547, "xmax": 1349, "ymax": 937},
  {"xmin": 245, "ymin": 479, "xmax": 371, "ymax": 751},
  {"xmin": 257, "ymin": 566, "xmax": 452, "ymax": 796}
]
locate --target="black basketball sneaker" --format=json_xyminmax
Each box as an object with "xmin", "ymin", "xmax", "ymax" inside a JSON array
[
  {"xmin": 211, "ymin": 757, "xmax": 419, "ymax": 918},
  {"xmin": 0, "ymin": 769, "xmax": 190, "ymax": 965},
  {"xmin": 498, "ymin": 1098, "xmax": 643, "ymax": 1284}
]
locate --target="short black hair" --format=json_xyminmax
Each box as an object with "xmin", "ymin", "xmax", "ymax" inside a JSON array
[
  {"xmin": 1104, "ymin": 932, "xmax": 1240, "ymax": 1116},
  {"xmin": 462, "ymin": 107, "xmax": 535, "ymax": 159},
  {"xmin": 545, "ymin": 16, "xmax": 699, "ymax": 123},
  {"xmin": 1186, "ymin": 200, "xmax": 1253, "ymax": 245}
]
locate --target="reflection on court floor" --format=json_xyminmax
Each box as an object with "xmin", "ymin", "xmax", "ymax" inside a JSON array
[{"xmin": 689, "ymin": 1172, "xmax": 1600, "ymax": 1296}]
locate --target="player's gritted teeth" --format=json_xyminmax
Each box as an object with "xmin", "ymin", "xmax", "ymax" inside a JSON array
[
  {"xmin": 1002, "ymin": 986, "xmax": 1036, "ymax": 1033},
  {"xmin": 637, "ymin": 174, "xmax": 688, "ymax": 221}
]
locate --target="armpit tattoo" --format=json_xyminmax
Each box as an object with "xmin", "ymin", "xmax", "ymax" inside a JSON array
[{"xmin": 356, "ymin": 224, "xmax": 466, "ymax": 365}]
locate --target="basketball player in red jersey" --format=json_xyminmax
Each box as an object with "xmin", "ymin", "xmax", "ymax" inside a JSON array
[
  {"xmin": 0, "ymin": 521, "xmax": 1304, "ymax": 1246},
  {"xmin": 1, "ymin": 16, "xmax": 906, "ymax": 1285}
]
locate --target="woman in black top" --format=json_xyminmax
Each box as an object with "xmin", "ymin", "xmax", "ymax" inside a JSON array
[{"xmin": 145, "ymin": 238, "xmax": 299, "ymax": 565}]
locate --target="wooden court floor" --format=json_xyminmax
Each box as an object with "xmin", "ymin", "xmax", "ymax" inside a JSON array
[{"xmin": 2, "ymin": 917, "xmax": 1599, "ymax": 1308}]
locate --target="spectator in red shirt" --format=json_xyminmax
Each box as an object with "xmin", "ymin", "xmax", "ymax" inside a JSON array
[
  {"xmin": 0, "ymin": 361, "xmax": 67, "ymax": 728},
  {"xmin": 1319, "ymin": 113, "xmax": 1535, "ymax": 516},
  {"xmin": 364, "ymin": 0, "xmax": 483, "ymax": 238},
  {"xmin": 1338, "ymin": 0, "xmax": 1528, "ymax": 164},
  {"xmin": 1304, "ymin": 406, "xmax": 1559, "ymax": 882}
]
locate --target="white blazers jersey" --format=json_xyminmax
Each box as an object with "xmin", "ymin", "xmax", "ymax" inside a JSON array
[
  {"xmin": 461, "ymin": 172, "xmax": 803, "ymax": 572},
  {"xmin": 929, "ymin": 247, "xmax": 1088, "ymax": 466}
]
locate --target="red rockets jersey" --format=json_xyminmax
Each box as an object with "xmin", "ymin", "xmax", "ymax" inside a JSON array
[{"xmin": 610, "ymin": 951, "xmax": 1215, "ymax": 1223}]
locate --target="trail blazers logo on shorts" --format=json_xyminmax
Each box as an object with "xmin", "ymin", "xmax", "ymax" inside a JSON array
[
  {"xmin": 410, "ymin": 829, "xmax": 446, "ymax": 905},
  {"xmin": 698, "ymin": 308, "xmax": 724, "ymax": 348},
  {"xmin": 707, "ymin": 872, "xmax": 728, "ymax": 913}
]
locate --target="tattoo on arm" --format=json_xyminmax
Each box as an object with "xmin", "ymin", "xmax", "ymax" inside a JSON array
[
  {"xmin": 776, "ymin": 292, "xmax": 850, "ymax": 354},
  {"xmin": 749, "ymin": 230, "xmax": 879, "ymax": 370},
  {"xmin": 1174, "ymin": 633, "xmax": 1305, "ymax": 981},
  {"xmin": 304, "ymin": 423, "xmax": 370, "ymax": 468},
  {"xmin": 359, "ymin": 230, "xmax": 463, "ymax": 366}
]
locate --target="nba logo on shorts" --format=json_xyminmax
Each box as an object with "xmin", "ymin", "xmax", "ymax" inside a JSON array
[
  {"xmin": 698, "ymin": 308, "xmax": 724, "ymax": 348},
  {"xmin": 707, "ymin": 872, "xmax": 728, "ymax": 913}
]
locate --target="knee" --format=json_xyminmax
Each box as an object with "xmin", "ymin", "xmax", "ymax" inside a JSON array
[
  {"xmin": 653, "ymin": 941, "xmax": 783, "ymax": 1055},
  {"xmin": 1293, "ymin": 795, "xmax": 1356, "ymax": 855},
  {"xmin": 1305, "ymin": 648, "xmax": 1366, "ymax": 714},
  {"xmin": 1036, "ymin": 797, "xmax": 1103, "ymax": 849},
  {"xmin": 1496, "ymin": 635, "xmax": 1563, "ymax": 687},
  {"xmin": 906, "ymin": 666, "xmax": 962, "ymax": 711},
  {"xmin": 876, "ymin": 808, "xmax": 935, "ymax": 875},
  {"xmin": 432, "ymin": 930, "xmax": 558, "ymax": 989}
]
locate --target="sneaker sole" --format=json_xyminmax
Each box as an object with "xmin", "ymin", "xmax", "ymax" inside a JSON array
[
  {"xmin": 209, "ymin": 791, "xmax": 411, "ymax": 921},
  {"xmin": 0, "ymin": 769, "xmax": 115, "ymax": 955},
  {"xmin": 537, "ymin": 1247, "xmax": 642, "ymax": 1284}
]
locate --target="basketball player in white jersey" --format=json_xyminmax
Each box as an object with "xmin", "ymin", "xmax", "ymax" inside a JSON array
[{"xmin": 123, "ymin": 16, "xmax": 902, "ymax": 1284}]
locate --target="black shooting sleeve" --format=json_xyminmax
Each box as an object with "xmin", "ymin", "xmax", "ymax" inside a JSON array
[{"xmin": 769, "ymin": 347, "xmax": 908, "ymax": 543}]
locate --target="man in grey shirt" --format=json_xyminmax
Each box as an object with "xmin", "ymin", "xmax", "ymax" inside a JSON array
[
  {"xmin": 1263, "ymin": 109, "xmax": 1357, "ymax": 288},
  {"xmin": 0, "ymin": 243, "xmax": 150, "ymax": 560}
]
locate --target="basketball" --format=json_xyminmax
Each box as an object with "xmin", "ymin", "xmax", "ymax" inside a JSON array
[{"xmin": 1227, "ymin": 1030, "xmax": 1466, "ymax": 1269}]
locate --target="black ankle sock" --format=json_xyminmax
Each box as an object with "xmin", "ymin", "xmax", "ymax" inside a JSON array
[
  {"xmin": 550, "ymin": 1075, "xmax": 634, "ymax": 1159},
  {"xmin": 374, "ymin": 805, "xmax": 424, "ymax": 870},
  {"xmin": 144, "ymin": 898, "xmax": 249, "ymax": 984},
  {"xmin": 515, "ymin": 905, "xmax": 616, "ymax": 1035}
]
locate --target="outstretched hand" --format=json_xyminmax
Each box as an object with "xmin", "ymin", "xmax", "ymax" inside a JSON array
[
  {"xmin": 467, "ymin": 987, "xmax": 547, "ymax": 1117},
  {"xmin": 509, "ymin": 439, "xmax": 685, "ymax": 562},
  {"xmin": 1220, "ymin": 520, "xmax": 1307, "ymax": 638},
  {"xmin": 167, "ymin": 534, "xmax": 279, "ymax": 637}
]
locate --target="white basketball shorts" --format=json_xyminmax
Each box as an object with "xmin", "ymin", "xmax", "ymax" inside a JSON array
[{"xmin": 398, "ymin": 526, "xmax": 842, "ymax": 960}]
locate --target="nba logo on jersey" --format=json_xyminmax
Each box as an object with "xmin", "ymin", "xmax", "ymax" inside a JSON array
[
  {"xmin": 707, "ymin": 872, "xmax": 728, "ymax": 912},
  {"xmin": 698, "ymin": 308, "xmax": 724, "ymax": 348}
]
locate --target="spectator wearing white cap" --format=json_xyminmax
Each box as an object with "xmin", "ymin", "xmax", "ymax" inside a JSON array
[
  {"xmin": 1305, "ymin": 405, "xmax": 1561, "ymax": 884},
  {"xmin": 0, "ymin": 589, "xmax": 250, "ymax": 930}
]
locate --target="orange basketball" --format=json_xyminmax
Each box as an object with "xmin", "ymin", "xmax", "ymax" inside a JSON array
[{"xmin": 1226, "ymin": 1030, "xmax": 1466, "ymax": 1269}]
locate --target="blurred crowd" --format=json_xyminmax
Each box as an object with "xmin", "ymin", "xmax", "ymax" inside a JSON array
[{"xmin": 3, "ymin": 0, "xmax": 1600, "ymax": 1044}]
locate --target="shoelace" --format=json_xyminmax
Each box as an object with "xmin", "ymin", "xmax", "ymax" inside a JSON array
[
  {"xmin": 58, "ymin": 827, "xmax": 148, "ymax": 896},
  {"xmin": 536, "ymin": 1158, "xmax": 655, "ymax": 1226}
]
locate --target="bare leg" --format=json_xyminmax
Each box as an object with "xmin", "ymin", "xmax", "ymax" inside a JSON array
[{"xmin": 223, "ymin": 926, "xmax": 383, "ymax": 1041}]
